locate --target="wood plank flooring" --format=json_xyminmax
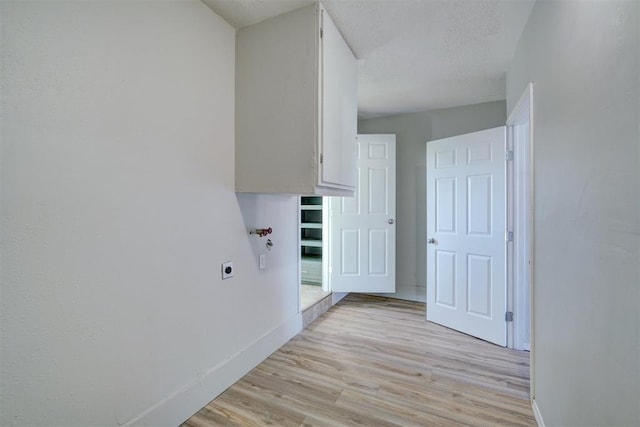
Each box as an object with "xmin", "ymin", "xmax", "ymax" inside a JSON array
[{"xmin": 183, "ymin": 294, "xmax": 535, "ymax": 426}]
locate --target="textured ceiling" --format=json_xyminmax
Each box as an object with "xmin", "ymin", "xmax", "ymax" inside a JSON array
[{"xmin": 202, "ymin": 0, "xmax": 535, "ymax": 118}]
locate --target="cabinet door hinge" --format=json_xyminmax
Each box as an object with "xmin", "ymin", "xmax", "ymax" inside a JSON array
[
  {"xmin": 505, "ymin": 311, "xmax": 514, "ymax": 322},
  {"xmin": 505, "ymin": 150, "xmax": 514, "ymax": 161},
  {"xmin": 505, "ymin": 231, "xmax": 514, "ymax": 242}
]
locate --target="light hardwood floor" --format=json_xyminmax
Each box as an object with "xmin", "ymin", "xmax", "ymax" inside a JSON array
[{"xmin": 183, "ymin": 294, "xmax": 535, "ymax": 426}]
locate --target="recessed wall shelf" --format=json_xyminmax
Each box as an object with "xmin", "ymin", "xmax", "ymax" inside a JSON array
[{"xmin": 300, "ymin": 196, "xmax": 323, "ymax": 285}]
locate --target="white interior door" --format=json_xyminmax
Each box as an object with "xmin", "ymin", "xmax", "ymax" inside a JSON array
[
  {"xmin": 330, "ymin": 134, "xmax": 396, "ymax": 293},
  {"xmin": 426, "ymin": 127, "xmax": 506, "ymax": 346}
]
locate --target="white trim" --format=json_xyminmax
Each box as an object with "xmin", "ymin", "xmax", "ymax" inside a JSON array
[
  {"xmin": 506, "ymin": 82, "xmax": 535, "ymax": 397},
  {"xmin": 532, "ymin": 398, "xmax": 546, "ymax": 427},
  {"xmin": 505, "ymin": 125, "xmax": 515, "ymax": 348},
  {"xmin": 326, "ymin": 195, "xmax": 333, "ymax": 293},
  {"xmin": 322, "ymin": 196, "xmax": 330, "ymax": 292},
  {"xmin": 298, "ymin": 197, "xmax": 302, "ymax": 312},
  {"xmin": 332, "ymin": 291, "xmax": 348, "ymax": 305},
  {"xmin": 505, "ymin": 117, "xmax": 530, "ymax": 351},
  {"xmin": 507, "ymin": 84, "xmax": 532, "ymax": 125},
  {"xmin": 370, "ymin": 284, "xmax": 427, "ymax": 302},
  {"xmin": 124, "ymin": 313, "xmax": 303, "ymax": 426},
  {"xmin": 529, "ymin": 84, "xmax": 535, "ymax": 398}
]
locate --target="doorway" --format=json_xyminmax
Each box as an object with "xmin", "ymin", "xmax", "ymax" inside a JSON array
[
  {"xmin": 300, "ymin": 196, "xmax": 330, "ymax": 311},
  {"xmin": 425, "ymin": 84, "xmax": 533, "ymax": 354},
  {"xmin": 299, "ymin": 134, "xmax": 397, "ymax": 310}
]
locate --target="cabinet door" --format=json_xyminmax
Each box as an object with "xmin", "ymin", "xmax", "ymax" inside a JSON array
[
  {"xmin": 319, "ymin": 7, "xmax": 357, "ymax": 192},
  {"xmin": 235, "ymin": 4, "xmax": 319, "ymax": 195},
  {"xmin": 235, "ymin": 4, "xmax": 357, "ymax": 195}
]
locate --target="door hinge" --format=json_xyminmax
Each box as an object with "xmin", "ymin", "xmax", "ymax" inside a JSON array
[
  {"xmin": 505, "ymin": 311, "xmax": 514, "ymax": 322},
  {"xmin": 320, "ymin": 153, "xmax": 323, "ymax": 164},
  {"xmin": 320, "ymin": 28, "xmax": 323, "ymax": 38},
  {"xmin": 505, "ymin": 231, "xmax": 514, "ymax": 242},
  {"xmin": 505, "ymin": 150, "xmax": 514, "ymax": 161}
]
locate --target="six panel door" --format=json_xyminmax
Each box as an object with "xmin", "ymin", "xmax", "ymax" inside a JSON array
[
  {"xmin": 330, "ymin": 134, "xmax": 396, "ymax": 293},
  {"xmin": 426, "ymin": 127, "xmax": 507, "ymax": 346}
]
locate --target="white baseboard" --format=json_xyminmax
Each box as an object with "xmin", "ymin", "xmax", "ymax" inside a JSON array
[
  {"xmin": 370, "ymin": 284, "xmax": 426, "ymax": 303},
  {"xmin": 532, "ymin": 398, "xmax": 545, "ymax": 427},
  {"xmin": 124, "ymin": 313, "xmax": 303, "ymax": 426},
  {"xmin": 332, "ymin": 291, "xmax": 348, "ymax": 305}
]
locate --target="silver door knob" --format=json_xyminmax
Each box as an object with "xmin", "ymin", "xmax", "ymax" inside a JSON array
[
  {"xmin": 427, "ymin": 238, "xmax": 437, "ymax": 244},
  {"xmin": 388, "ymin": 219, "xmax": 395, "ymax": 224}
]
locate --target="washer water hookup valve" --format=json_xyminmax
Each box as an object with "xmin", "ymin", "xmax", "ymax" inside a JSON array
[{"xmin": 250, "ymin": 227, "xmax": 273, "ymax": 238}]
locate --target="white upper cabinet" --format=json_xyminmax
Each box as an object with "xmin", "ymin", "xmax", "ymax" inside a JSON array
[{"xmin": 235, "ymin": 2, "xmax": 357, "ymax": 196}]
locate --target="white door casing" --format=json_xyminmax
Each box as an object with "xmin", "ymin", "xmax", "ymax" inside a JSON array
[
  {"xmin": 507, "ymin": 90, "xmax": 532, "ymax": 351},
  {"xmin": 426, "ymin": 127, "xmax": 507, "ymax": 346},
  {"xmin": 330, "ymin": 134, "xmax": 396, "ymax": 293}
]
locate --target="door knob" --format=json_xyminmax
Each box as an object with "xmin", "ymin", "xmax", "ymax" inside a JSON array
[
  {"xmin": 427, "ymin": 238, "xmax": 437, "ymax": 244},
  {"xmin": 388, "ymin": 219, "xmax": 395, "ymax": 224}
]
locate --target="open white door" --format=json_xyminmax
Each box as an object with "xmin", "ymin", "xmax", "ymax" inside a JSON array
[
  {"xmin": 426, "ymin": 127, "xmax": 506, "ymax": 346},
  {"xmin": 330, "ymin": 134, "xmax": 396, "ymax": 293}
]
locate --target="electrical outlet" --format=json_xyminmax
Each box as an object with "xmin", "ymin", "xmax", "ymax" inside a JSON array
[
  {"xmin": 259, "ymin": 254, "xmax": 266, "ymax": 270},
  {"xmin": 222, "ymin": 261, "xmax": 234, "ymax": 279}
]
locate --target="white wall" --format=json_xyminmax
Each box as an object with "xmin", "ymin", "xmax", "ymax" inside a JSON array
[
  {"xmin": 358, "ymin": 101, "xmax": 506, "ymax": 301},
  {"xmin": 0, "ymin": 2, "xmax": 300, "ymax": 425},
  {"xmin": 507, "ymin": 1, "xmax": 639, "ymax": 425}
]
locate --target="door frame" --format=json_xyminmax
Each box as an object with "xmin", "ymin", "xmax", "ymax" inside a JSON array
[
  {"xmin": 506, "ymin": 83, "xmax": 535, "ymax": 396},
  {"xmin": 322, "ymin": 199, "xmax": 330, "ymax": 293}
]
